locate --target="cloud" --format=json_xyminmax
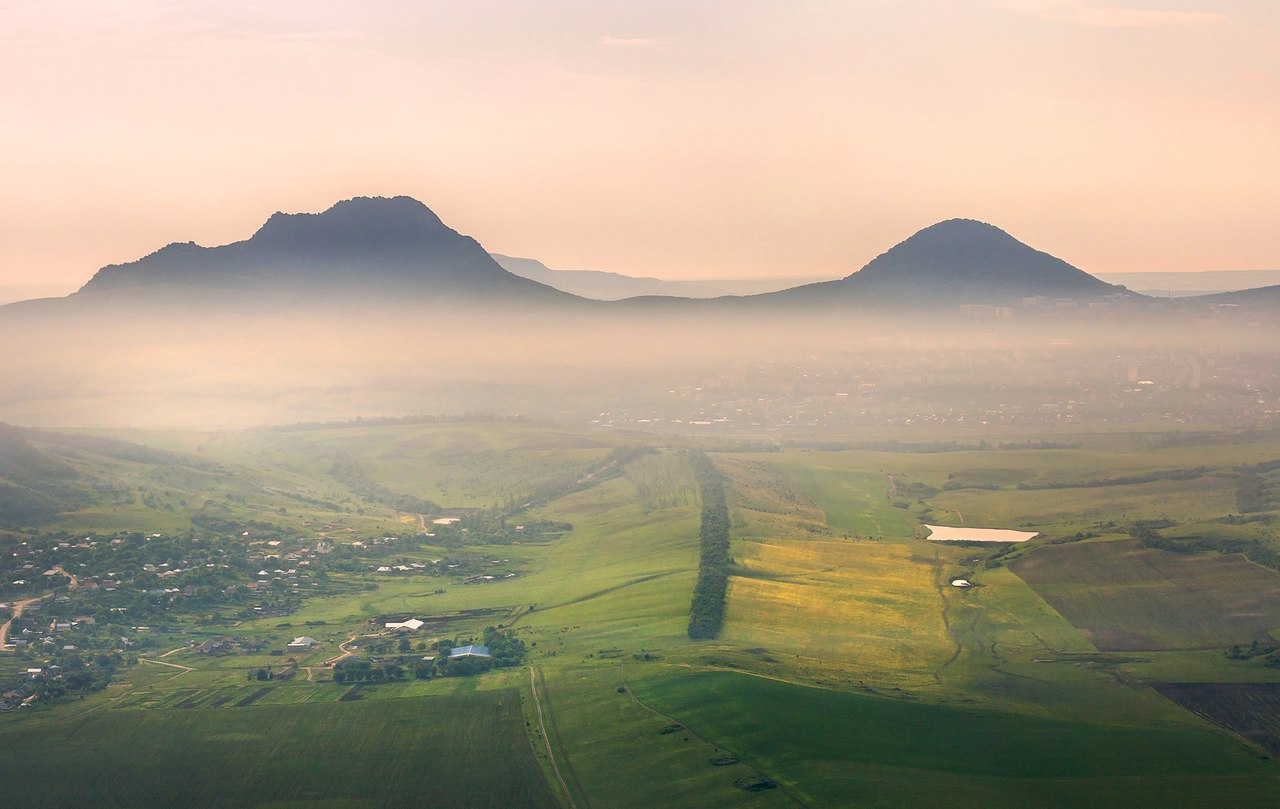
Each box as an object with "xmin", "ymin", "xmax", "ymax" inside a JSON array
[
  {"xmin": 998, "ymin": 2, "xmax": 1226, "ymax": 28},
  {"xmin": 597, "ymin": 35, "xmax": 667, "ymax": 49}
]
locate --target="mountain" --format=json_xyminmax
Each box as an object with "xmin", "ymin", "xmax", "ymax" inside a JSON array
[
  {"xmin": 750, "ymin": 218, "xmax": 1129, "ymax": 308},
  {"xmin": 491, "ymin": 254, "xmax": 834, "ymax": 301},
  {"xmin": 74, "ymin": 196, "xmax": 576, "ymax": 305},
  {"xmin": 8, "ymin": 206, "xmax": 1134, "ymax": 317},
  {"xmin": 1097, "ymin": 270, "xmax": 1280, "ymax": 298}
]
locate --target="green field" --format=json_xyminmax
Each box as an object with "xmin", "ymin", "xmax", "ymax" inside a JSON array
[
  {"xmin": 1010, "ymin": 539, "xmax": 1280, "ymax": 651},
  {"xmin": 0, "ymin": 691, "xmax": 557, "ymax": 808},
  {"xmin": 770, "ymin": 463, "xmax": 917, "ymax": 537},
  {"xmin": 6, "ymin": 423, "xmax": 1280, "ymax": 807},
  {"xmin": 631, "ymin": 670, "xmax": 1280, "ymax": 808}
]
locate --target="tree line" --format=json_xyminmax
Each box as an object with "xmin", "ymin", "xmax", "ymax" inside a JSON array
[{"xmin": 687, "ymin": 451, "xmax": 730, "ymax": 640}]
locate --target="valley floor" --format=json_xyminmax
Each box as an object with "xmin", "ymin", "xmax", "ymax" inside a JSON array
[{"xmin": 4, "ymin": 423, "xmax": 1280, "ymax": 806}]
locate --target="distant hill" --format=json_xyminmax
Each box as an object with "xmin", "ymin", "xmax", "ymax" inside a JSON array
[
  {"xmin": 751, "ymin": 219, "xmax": 1129, "ymax": 308},
  {"xmin": 0, "ymin": 424, "xmax": 245, "ymax": 527},
  {"xmin": 1097, "ymin": 270, "xmax": 1280, "ymax": 298},
  {"xmin": 1187, "ymin": 284, "xmax": 1280, "ymax": 315},
  {"xmin": 0, "ymin": 283, "xmax": 77, "ymax": 307},
  {"xmin": 491, "ymin": 254, "xmax": 833, "ymax": 301},
  {"xmin": 73, "ymin": 196, "xmax": 577, "ymax": 306},
  {"xmin": 0, "ymin": 424, "xmax": 90, "ymax": 524}
]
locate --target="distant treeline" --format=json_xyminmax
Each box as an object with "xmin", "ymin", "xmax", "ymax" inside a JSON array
[
  {"xmin": 1014, "ymin": 467, "xmax": 1212, "ymax": 491},
  {"xmin": 1131, "ymin": 519, "xmax": 1280, "ymax": 573},
  {"xmin": 328, "ymin": 453, "xmax": 439, "ymax": 514},
  {"xmin": 760, "ymin": 439, "xmax": 1082, "ymax": 454},
  {"xmin": 688, "ymin": 450, "xmax": 730, "ymax": 640},
  {"xmin": 271, "ymin": 413, "xmax": 547, "ymax": 433},
  {"xmin": 508, "ymin": 445, "xmax": 655, "ymax": 514},
  {"xmin": 1237, "ymin": 461, "xmax": 1280, "ymax": 514}
]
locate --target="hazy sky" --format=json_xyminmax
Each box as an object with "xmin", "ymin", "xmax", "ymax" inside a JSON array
[{"xmin": 3, "ymin": 0, "xmax": 1278, "ymax": 287}]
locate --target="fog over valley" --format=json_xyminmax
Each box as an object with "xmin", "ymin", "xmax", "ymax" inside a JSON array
[{"xmin": 5, "ymin": 5, "xmax": 1280, "ymax": 807}]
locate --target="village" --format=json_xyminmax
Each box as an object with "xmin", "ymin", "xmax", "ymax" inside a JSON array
[{"xmin": 0, "ymin": 521, "xmax": 538, "ymax": 709}]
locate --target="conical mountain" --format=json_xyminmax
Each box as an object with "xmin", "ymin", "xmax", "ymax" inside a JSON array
[
  {"xmin": 756, "ymin": 218, "xmax": 1126, "ymax": 308},
  {"xmin": 75, "ymin": 196, "xmax": 575, "ymax": 304}
]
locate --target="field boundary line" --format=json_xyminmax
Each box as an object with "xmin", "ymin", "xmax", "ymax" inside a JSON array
[
  {"xmin": 529, "ymin": 666, "xmax": 583, "ymax": 809},
  {"xmin": 138, "ymin": 655, "xmax": 193, "ymax": 680},
  {"xmin": 621, "ymin": 676, "xmax": 808, "ymax": 808},
  {"xmin": 538, "ymin": 572, "xmax": 677, "ymax": 613}
]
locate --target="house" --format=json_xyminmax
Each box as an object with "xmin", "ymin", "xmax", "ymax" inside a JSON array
[
  {"xmin": 385, "ymin": 618, "xmax": 425, "ymax": 632},
  {"xmin": 196, "ymin": 638, "xmax": 232, "ymax": 655},
  {"xmin": 286, "ymin": 636, "xmax": 318, "ymax": 651},
  {"xmin": 449, "ymin": 644, "xmax": 490, "ymax": 659}
]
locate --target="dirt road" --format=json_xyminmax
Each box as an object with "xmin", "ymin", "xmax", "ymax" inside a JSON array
[
  {"xmin": 0, "ymin": 595, "xmax": 50, "ymax": 651},
  {"xmin": 529, "ymin": 666, "xmax": 581, "ymax": 809}
]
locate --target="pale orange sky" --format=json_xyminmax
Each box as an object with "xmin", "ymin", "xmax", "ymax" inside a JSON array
[{"xmin": 2, "ymin": 0, "xmax": 1278, "ymax": 288}]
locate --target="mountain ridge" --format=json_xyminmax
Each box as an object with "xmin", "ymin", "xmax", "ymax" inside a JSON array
[
  {"xmin": 76, "ymin": 195, "xmax": 577, "ymax": 305},
  {"xmin": 10, "ymin": 199, "xmax": 1156, "ymax": 314}
]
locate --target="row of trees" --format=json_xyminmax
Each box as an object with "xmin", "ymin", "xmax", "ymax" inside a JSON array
[{"xmin": 687, "ymin": 451, "xmax": 730, "ymax": 640}]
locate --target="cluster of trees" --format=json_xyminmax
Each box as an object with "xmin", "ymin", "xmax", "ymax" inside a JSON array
[
  {"xmin": 417, "ymin": 627, "xmax": 528, "ymax": 678},
  {"xmin": 479, "ymin": 626, "xmax": 526, "ymax": 666},
  {"xmin": 428, "ymin": 511, "xmax": 572, "ymax": 548},
  {"xmin": 687, "ymin": 451, "xmax": 730, "ymax": 640},
  {"xmin": 1236, "ymin": 472, "xmax": 1278, "ymax": 514},
  {"xmin": 1131, "ymin": 519, "xmax": 1280, "ymax": 573},
  {"xmin": 334, "ymin": 627, "xmax": 527, "ymax": 684},
  {"xmin": 332, "ymin": 658, "xmax": 406, "ymax": 683},
  {"xmin": 29, "ymin": 650, "xmax": 121, "ymax": 703},
  {"xmin": 509, "ymin": 445, "xmax": 654, "ymax": 514},
  {"xmin": 1225, "ymin": 640, "xmax": 1277, "ymax": 660},
  {"xmin": 327, "ymin": 453, "xmax": 438, "ymax": 514}
]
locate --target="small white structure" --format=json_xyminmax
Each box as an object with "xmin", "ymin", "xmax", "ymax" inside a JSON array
[
  {"xmin": 385, "ymin": 618, "xmax": 425, "ymax": 632},
  {"xmin": 951, "ymin": 579, "xmax": 973, "ymax": 588},
  {"xmin": 286, "ymin": 636, "xmax": 318, "ymax": 651}
]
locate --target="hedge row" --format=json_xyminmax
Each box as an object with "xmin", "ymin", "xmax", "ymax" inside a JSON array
[{"xmin": 688, "ymin": 451, "xmax": 730, "ymax": 640}]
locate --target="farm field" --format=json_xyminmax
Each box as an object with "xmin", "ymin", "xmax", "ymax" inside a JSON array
[
  {"xmin": 1153, "ymin": 682, "xmax": 1280, "ymax": 757},
  {"xmin": 6, "ymin": 423, "xmax": 1280, "ymax": 806},
  {"xmin": 0, "ymin": 691, "xmax": 557, "ymax": 808},
  {"xmin": 1009, "ymin": 539, "xmax": 1280, "ymax": 651},
  {"xmin": 767, "ymin": 462, "xmax": 916, "ymax": 537},
  {"xmin": 929, "ymin": 475, "xmax": 1239, "ymax": 534},
  {"xmin": 630, "ymin": 669, "xmax": 1280, "ymax": 808}
]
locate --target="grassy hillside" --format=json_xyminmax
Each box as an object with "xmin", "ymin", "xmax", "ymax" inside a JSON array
[
  {"xmin": 0, "ymin": 691, "xmax": 556, "ymax": 808},
  {"xmin": 4, "ymin": 423, "xmax": 1280, "ymax": 807}
]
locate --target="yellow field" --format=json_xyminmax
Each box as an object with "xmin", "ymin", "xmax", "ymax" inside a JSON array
[
  {"xmin": 715, "ymin": 456, "xmax": 960, "ymax": 689},
  {"xmin": 724, "ymin": 539, "xmax": 956, "ymax": 687}
]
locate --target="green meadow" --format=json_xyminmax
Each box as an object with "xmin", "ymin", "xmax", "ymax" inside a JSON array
[
  {"xmin": 630, "ymin": 669, "xmax": 1280, "ymax": 809},
  {"xmin": 5, "ymin": 423, "xmax": 1280, "ymax": 806},
  {"xmin": 0, "ymin": 691, "xmax": 556, "ymax": 809}
]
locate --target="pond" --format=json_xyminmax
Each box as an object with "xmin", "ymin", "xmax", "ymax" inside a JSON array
[{"xmin": 924, "ymin": 524, "xmax": 1038, "ymax": 543}]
